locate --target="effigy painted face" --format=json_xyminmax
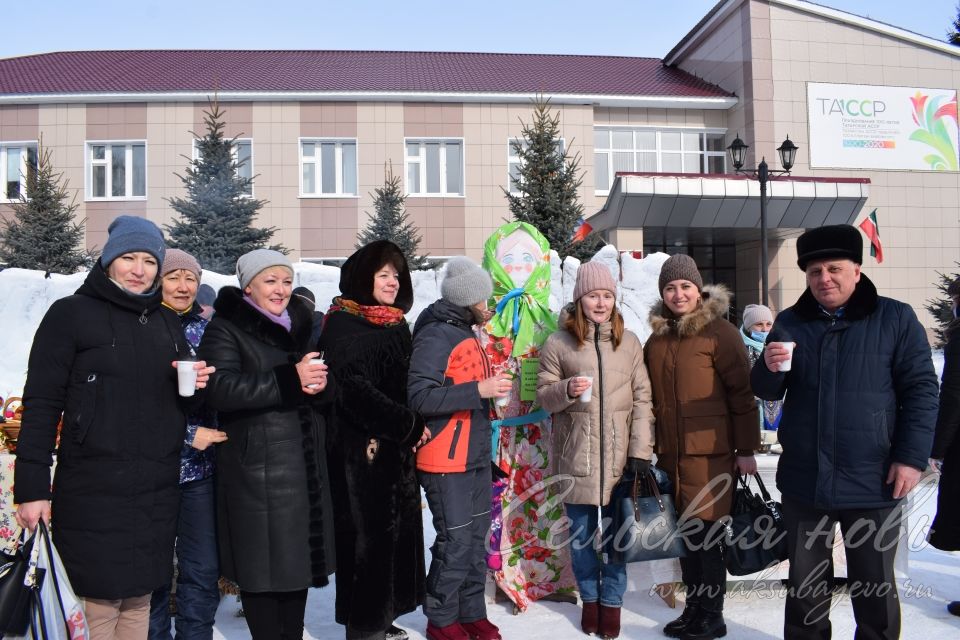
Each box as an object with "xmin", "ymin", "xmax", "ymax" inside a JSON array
[{"xmin": 495, "ymin": 230, "xmax": 542, "ymax": 289}]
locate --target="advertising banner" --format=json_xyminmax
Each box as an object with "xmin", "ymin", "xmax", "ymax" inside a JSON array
[{"xmin": 808, "ymin": 82, "xmax": 958, "ymax": 171}]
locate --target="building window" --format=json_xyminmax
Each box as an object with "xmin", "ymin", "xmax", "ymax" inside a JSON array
[
  {"xmin": 1, "ymin": 143, "xmax": 38, "ymax": 201},
  {"xmin": 300, "ymin": 139, "xmax": 357, "ymax": 197},
  {"xmin": 405, "ymin": 139, "xmax": 463, "ymax": 196},
  {"xmin": 507, "ymin": 138, "xmax": 565, "ymax": 195},
  {"xmin": 86, "ymin": 141, "xmax": 146, "ymax": 200},
  {"xmin": 593, "ymin": 129, "xmax": 726, "ymax": 193},
  {"xmin": 193, "ymin": 138, "xmax": 254, "ymax": 197}
]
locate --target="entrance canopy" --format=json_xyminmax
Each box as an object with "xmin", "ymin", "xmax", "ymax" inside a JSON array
[{"xmin": 589, "ymin": 173, "xmax": 871, "ymax": 232}]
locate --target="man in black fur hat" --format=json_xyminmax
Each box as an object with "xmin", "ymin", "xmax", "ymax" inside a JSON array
[{"xmin": 751, "ymin": 224, "xmax": 938, "ymax": 640}]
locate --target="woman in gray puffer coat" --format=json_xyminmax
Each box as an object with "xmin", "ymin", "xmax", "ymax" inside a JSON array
[{"xmin": 537, "ymin": 262, "xmax": 655, "ymax": 640}]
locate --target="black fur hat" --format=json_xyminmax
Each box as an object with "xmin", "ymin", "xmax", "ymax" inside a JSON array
[
  {"xmin": 339, "ymin": 240, "xmax": 413, "ymax": 312},
  {"xmin": 796, "ymin": 224, "xmax": 863, "ymax": 271}
]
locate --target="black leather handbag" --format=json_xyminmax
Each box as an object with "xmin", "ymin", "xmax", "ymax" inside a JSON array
[
  {"xmin": 608, "ymin": 466, "xmax": 686, "ymax": 563},
  {"xmin": 724, "ymin": 473, "xmax": 789, "ymax": 575},
  {"xmin": 0, "ymin": 529, "xmax": 43, "ymax": 636}
]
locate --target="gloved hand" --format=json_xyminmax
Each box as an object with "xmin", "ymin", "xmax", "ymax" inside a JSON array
[{"xmin": 625, "ymin": 457, "xmax": 651, "ymax": 476}]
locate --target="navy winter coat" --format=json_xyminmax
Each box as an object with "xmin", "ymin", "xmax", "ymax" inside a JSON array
[{"xmin": 750, "ymin": 275, "xmax": 938, "ymax": 510}]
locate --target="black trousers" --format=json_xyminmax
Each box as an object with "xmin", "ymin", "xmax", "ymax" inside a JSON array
[
  {"xmin": 679, "ymin": 520, "xmax": 726, "ymax": 613},
  {"xmin": 240, "ymin": 589, "xmax": 308, "ymax": 640},
  {"xmin": 782, "ymin": 498, "xmax": 902, "ymax": 640},
  {"xmin": 420, "ymin": 467, "xmax": 492, "ymax": 627}
]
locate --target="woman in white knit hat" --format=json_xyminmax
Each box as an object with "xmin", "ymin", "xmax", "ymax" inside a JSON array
[{"xmin": 739, "ymin": 303, "xmax": 783, "ymax": 454}]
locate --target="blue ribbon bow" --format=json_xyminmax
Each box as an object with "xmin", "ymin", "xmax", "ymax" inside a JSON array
[{"xmin": 494, "ymin": 287, "xmax": 526, "ymax": 335}]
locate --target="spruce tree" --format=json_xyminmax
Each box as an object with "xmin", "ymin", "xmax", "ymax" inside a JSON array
[
  {"xmin": 0, "ymin": 143, "xmax": 94, "ymax": 273},
  {"xmin": 925, "ymin": 264, "xmax": 960, "ymax": 346},
  {"xmin": 166, "ymin": 100, "xmax": 283, "ymax": 274},
  {"xmin": 357, "ymin": 163, "xmax": 428, "ymax": 269},
  {"xmin": 949, "ymin": 3, "xmax": 960, "ymax": 45},
  {"xmin": 503, "ymin": 95, "xmax": 604, "ymax": 260}
]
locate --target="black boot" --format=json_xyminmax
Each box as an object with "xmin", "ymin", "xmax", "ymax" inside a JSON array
[
  {"xmin": 679, "ymin": 609, "xmax": 726, "ymax": 640},
  {"xmin": 949, "ymin": 601, "xmax": 960, "ymax": 616},
  {"xmin": 663, "ymin": 602, "xmax": 700, "ymax": 638}
]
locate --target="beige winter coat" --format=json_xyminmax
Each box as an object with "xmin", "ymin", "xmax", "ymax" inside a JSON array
[{"xmin": 537, "ymin": 309, "xmax": 655, "ymax": 506}]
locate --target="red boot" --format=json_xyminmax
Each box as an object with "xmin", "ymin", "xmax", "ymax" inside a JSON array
[
  {"xmin": 598, "ymin": 605, "xmax": 621, "ymax": 639},
  {"xmin": 461, "ymin": 618, "xmax": 502, "ymax": 640},
  {"xmin": 581, "ymin": 601, "xmax": 600, "ymax": 635},
  {"xmin": 426, "ymin": 622, "xmax": 471, "ymax": 640}
]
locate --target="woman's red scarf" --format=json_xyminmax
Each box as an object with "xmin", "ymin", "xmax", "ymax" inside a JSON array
[{"xmin": 328, "ymin": 296, "xmax": 406, "ymax": 327}]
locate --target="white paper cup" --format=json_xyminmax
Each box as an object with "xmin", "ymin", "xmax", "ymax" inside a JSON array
[
  {"xmin": 778, "ymin": 342, "xmax": 796, "ymax": 372},
  {"xmin": 579, "ymin": 376, "xmax": 594, "ymax": 403},
  {"xmin": 176, "ymin": 361, "xmax": 198, "ymax": 397},
  {"xmin": 495, "ymin": 394, "xmax": 510, "ymax": 407},
  {"xmin": 307, "ymin": 358, "xmax": 324, "ymax": 389}
]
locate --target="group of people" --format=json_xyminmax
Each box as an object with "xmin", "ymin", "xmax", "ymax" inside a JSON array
[{"xmin": 10, "ymin": 214, "xmax": 953, "ymax": 640}]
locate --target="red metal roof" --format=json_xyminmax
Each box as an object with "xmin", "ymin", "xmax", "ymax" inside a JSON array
[{"xmin": 0, "ymin": 50, "xmax": 732, "ymax": 98}]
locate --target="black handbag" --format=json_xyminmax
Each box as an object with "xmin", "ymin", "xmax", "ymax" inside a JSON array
[
  {"xmin": 0, "ymin": 529, "xmax": 43, "ymax": 636},
  {"xmin": 723, "ymin": 473, "xmax": 789, "ymax": 575},
  {"xmin": 608, "ymin": 466, "xmax": 686, "ymax": 563}
]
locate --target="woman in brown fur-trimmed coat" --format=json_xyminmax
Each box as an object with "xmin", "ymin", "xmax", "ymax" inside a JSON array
[{"xmin": 643, "ymin": 255, "xmax": 759, "ymax": 640}]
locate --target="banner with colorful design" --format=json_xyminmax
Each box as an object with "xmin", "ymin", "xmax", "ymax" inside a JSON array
[{"xmin": 808, "ymin": 82, "xmax": 958, "ymax": 171}]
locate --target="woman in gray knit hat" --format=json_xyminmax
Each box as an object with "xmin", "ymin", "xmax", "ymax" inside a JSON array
[{"xmin": 408, "ymin": 256, "xmax": 510, "ymax": 640}]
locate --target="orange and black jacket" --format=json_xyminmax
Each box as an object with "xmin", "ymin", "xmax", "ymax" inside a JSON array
[{"xmin": 408, "ymin": 299, "xmax": 492, "ymax": 473}]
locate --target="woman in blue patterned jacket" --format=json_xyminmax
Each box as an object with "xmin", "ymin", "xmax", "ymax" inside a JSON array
[{"xmin": 149, "ymin": 249, "xmax": 228, "ymax": 640}]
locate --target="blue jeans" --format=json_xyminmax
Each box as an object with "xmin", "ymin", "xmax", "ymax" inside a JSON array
[
  {"xmin": 149, "ymin": 476, "xmax": 220, "ymax": 640},
  {"xmin": 564, "ymin": 503, "xmax": 627, "ymax": 607}
]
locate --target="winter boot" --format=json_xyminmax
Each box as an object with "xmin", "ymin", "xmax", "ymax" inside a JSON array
[
  {"xmin": 949, "ymin": 601, "xmax": 960, "ymax": 616},
  {"xmin": 679, "ymin": 609, "xmax": 726, "ymax": 640},
  {"xmin": 663, "ymin": 602, "xmax": 701, "ymax": 638},
  {"xmin": 386, "ymin": 624, "xmax": 410, "ymax": 640},
  {"xmin": 461, "ymin": 618, "xmax": 502, "ymax": 640},
  {"xmin": 426, "ymin": 621, "xmax": 471, "ymax": 640},
  {"xmin": 597, "ymin": 605, "xmax": 621, "ymax": 639},
  {"xmin": 581, "ymin": 601, "xmax": 600, "ymax": 635}
]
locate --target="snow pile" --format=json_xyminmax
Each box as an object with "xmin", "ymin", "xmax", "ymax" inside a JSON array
[{"xmin": 0, "ymin": 247, "xmax": 667, "ymax": 396}]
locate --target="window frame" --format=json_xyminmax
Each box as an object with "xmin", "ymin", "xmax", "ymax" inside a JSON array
[
  {"xmin": 507, "ymin": 137, "xmax": 566, "ymax": 196},
  {"xmin": 593, "ymin": 127, "xmax": 727, "ymax": 195},
  {"xmin": 404, "ymin": 137, "xmax": 465, "ymax": 198},
  {"xmin": 84, "ymin": 140, "xmax": 148, "ymax": 201},
  {"xmin": 298, "ymin": 137, "xmax": 359, "ymax": 198},
  {"xmin": 191, "ymin": 137, "xmax": 255, "ymax": 198},
  {"xmin": 0, "ymin": 141, "xmax": 39, "ymax": 202}
]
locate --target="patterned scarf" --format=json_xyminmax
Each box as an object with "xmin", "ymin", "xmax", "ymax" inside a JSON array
[{"xmin": 328, "ymin": 296, "xmax": 406, "ymax": 327}]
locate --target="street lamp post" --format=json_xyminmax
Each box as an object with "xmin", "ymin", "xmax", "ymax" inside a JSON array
[{"xmin": 727, "ymin": 134, "xmax": 799, "ymax": 307}]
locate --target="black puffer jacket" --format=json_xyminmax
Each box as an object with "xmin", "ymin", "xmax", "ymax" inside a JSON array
[
  {"xmin": 929, "ymin": 319, "xmax": 960, "ymax": 550},
  {"xmin": 15, "ymin": 263, "xmax": 190, "ymax": 599},
  {"xmin": 198, "ymin": 287, "xmax": 334, "ymax": 592},
  {"xmin": 751, "ymin": 275, "xmax": 938, "ymax": 509}
]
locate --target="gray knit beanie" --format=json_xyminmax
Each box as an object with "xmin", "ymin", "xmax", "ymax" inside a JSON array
[
  {"xmin": 236, "ymin": 249, "xmax": 294, "ymax": 289},
  {"xmin": 742, "ymin": 304, "xmax": 774, "ymax": 328},
  {"xmin": 658, "ymin": 254, "xmax": 703, "ymax": 293},
  {"xmin": 441, "ymin": 256, "xmax": 493, "ymax": 307},
  {"xmin": 100, "ymin": 215, "xmax": 166, "ymax": 268}
]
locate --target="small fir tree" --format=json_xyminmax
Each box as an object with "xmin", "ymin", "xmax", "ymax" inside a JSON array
[
  {"xmin": 357, "ymin": 163, "xmax": 429, "ymax": 269},
  {"xmin": 949, "ymin": 3, "xmax": 960, "ymax": 45},
  {"xmin": 0, "ymin": 142, "xmax": 95, "ymax": 273},
  {"xmin": 504, "ymin": 95, "xmax": 604, "ymax": 260},
  {"xmin": 166, "ymin": 99, "xmax": 283, "ymax": 274},
  {"xmin": 925, "ymin": 263, "xmax": 960, "ymax": 346}
]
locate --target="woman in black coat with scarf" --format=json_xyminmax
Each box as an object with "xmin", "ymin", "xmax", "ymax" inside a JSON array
[
  {"xmin": 198, "ymin": 249, "xmax": 335, "ymax": 640},
  {"xmin": 319, "ymin": 240, "xmax": 429, "ymax": 640}
]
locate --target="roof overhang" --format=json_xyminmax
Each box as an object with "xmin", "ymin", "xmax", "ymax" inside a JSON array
[
  {"xmin": 588, "ymin": 173, "xmax": 871, "ymax": 232},
  {"xmin": 0, "ymin": 90, "xmax": 738, "ymax": 109}
]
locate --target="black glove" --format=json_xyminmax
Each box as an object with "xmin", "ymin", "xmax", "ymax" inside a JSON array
[{"xmin": 625, "ymin": 457, "xmax": 651, "ymax": 476}]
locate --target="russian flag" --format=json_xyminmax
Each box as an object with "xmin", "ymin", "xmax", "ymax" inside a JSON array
[{"xmin": 571, "ymin": 217, "xmax": 593, "ymax": 243}]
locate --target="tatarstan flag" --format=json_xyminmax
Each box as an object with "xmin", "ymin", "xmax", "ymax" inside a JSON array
[{"xmin": 858, "ymin": 209, "xmax": 883, "ymax": 263}]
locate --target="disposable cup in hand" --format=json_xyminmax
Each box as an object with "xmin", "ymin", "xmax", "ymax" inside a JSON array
[
  {"xmin": 778, "ymin": 342, "xmax": 796, "ymax": 372},
  {"xmin": 307, "ymin": 358, "xmax": 324, "ymax": 389},
  {"xmin": 177, "ymin": 361, "xmax": 198, "ymax": 397},
  {"xmin": 579, "ymin": 376, "xmax": 594, "ymax": 403},
  {"xmin": 495, "ymin": 392, "xmax": 511, "ymax": 408}
]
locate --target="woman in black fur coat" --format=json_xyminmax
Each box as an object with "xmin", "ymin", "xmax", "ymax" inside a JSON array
[
  {"xmin": 319, "ymin": 240, "xmax": 429, "ymax": 640},
  {"xmin": 198, "ymin": 249, "xmax": 335, "ymax": 639}
]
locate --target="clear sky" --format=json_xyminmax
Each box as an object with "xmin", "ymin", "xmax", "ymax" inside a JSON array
[{"xmin": 2, "ymin": 0, "xmax": 957, "ymax": 60}]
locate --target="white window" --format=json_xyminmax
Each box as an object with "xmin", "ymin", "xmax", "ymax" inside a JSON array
[
  {"xmin": 0, "ymin": 142, "xmax": 38, "ymax": 201},
  {"xmin": 405, "ymin": 139, "xmax": 464, "ymax": 196},
  {"xmin": 507, "ymin": 138, "xmax": 565, "ymax": 195},
  {"xmin": 193, "ymin": 138, "xmax": 254, "ymax": 197},
  {"xmin": 299, "ymin": 139, "xmax": 357, "ymax": 197},
  {"xmin": 86, "ymin": 141, "xmax": 146, "ymax": 200},
  {"xmin": 593, "ymin": 128, "xmax": 727, "ymax": 193}
]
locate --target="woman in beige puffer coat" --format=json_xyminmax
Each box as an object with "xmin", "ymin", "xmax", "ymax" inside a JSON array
[{"xmin": 537, "ymin": 262, "xmax": 654, "ymax": 640}]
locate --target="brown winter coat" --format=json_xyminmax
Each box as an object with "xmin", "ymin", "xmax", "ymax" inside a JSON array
[
  {"xmin": 644, "ymin": 285, "xmax": 759, "ymax": 522},
  {"xmin": 537, "ymin": 308, "xmax": 655, "ymax": 506}
]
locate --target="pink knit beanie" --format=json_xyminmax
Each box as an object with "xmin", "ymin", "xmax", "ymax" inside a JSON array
[{"xmin": 573, "ymin": 262, "xmax": 617, "ymax": 300}]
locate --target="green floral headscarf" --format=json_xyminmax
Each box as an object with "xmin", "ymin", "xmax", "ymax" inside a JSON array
[{"xmin": 483, "ymin": 221, "xmax": 556, "ymax": 357}]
